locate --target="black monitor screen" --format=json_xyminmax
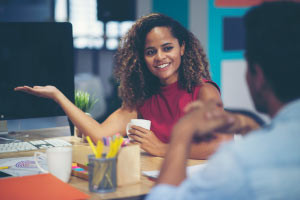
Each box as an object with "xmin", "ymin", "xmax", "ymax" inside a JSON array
[{"xmin": 0, "ymin": 22, "xmax": 74, "ymax": 120}]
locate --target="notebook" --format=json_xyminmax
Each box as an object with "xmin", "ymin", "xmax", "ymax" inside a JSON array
[{"xmin": 0, "ymin": 173, "xmax": 89, "ymax": 200}]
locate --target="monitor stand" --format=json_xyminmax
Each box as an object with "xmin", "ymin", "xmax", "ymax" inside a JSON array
[{"xmin": 0, "ymin": 120, "xmax": 8, "ymax": 135}]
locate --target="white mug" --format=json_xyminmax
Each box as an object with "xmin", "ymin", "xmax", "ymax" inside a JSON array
[
  {"xmin": 34, "ymin": 147, "xmax": 72, "ymax": 183},
  {"xmin": 126, "ymin": 119, "xmax": 151, "ymax": 136}
]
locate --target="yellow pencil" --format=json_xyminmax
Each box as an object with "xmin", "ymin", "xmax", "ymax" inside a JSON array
[
  {"xmin": 86, "ymin": 136, "xmax": 98, "ymax": 157},
  {"xmin": 0, "ymin": 166, "xmax": 9, "ymax": 170},
  {"xmin": 106, "ymin": 138, "xmax": 116, "ymax": 158},
  {"xmin": 114, "ymin": 137, "xmax": 123, "ymax": 157}
]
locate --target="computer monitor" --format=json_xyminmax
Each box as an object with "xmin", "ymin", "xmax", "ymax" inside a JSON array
[{"xmin": 0, "ymin": 22, "xmax": 74, "ymax": 134}]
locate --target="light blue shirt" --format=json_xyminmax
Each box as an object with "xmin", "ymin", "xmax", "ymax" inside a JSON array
[{"xmin": 146, "ymin": 99, "xmax": 300, "ymax": 200}]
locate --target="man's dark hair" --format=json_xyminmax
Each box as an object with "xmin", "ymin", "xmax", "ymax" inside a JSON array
[{"xmin": 244, "ymin": 1, "xmax": 300, "ymax": 102}]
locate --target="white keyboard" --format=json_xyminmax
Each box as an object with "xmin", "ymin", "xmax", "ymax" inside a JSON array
[{"xmin": 0, "ymin": 138, "xmax": 72, "ymax": 153}]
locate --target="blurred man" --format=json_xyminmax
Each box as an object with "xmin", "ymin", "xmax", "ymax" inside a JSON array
[{"xmin": 146, "ymin": 1, "xmax": 300, "ymax": 199}]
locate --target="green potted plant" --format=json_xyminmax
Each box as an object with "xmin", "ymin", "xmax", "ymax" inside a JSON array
[
  {"xmin": 74, "ymin": 90, "xmax": 98, "ymax": 140},
  {"xmin": 75, "ymin": 90, "xmax": 98, "ymax": 113}
]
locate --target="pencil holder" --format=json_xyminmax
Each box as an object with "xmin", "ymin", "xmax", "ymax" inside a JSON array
[{"xmin": 88, "ymin": 154, "xmax": 117, "ymax": 193}]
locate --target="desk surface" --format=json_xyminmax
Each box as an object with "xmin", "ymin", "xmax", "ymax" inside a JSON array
[{"xmin": 0, "ymin": 127, "xmax": 205, "ymax": 200}]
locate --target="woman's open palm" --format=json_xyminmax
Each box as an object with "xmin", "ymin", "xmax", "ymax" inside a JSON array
[{"xmin": 14, "ymin": 85, "xmax": 60, "ymax": 100}]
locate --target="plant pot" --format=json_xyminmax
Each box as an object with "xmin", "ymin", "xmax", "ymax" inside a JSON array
[{"xmin": 74, "ymin": 112, "xmax": 91, "ymax": 143}]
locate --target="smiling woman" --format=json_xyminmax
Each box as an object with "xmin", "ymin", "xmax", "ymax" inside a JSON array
[
  {"xmin": 115, "ymin": 13, "xmax": 212, "ymax": 109},
  {"xmin": 143, "ymin": 26, "xmax": 185, "ymax": 85},
  {"xmin": 15, "ymin": 13, "xmax": 236, "ymax": 159},
  {"xmin": 113, "ymin": 13, "xmax": 233, "ymax": 158}
]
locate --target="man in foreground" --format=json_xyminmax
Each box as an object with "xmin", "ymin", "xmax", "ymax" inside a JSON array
[{"xmin": 146, "ymin": 1, "xmax": 300, "ymax": 199}]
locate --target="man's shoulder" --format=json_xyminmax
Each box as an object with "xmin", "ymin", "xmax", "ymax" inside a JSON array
[{"xmin": 220, "ymin": 121, "xmax": 300, "ymax": 167}]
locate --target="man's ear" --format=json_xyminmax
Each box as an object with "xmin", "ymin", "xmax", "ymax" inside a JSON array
[{"xmin": 254, "ymin": 64, "xmax": 267, "ymax": 90}]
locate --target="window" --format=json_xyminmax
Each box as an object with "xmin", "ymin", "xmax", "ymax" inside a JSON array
[{"xmin": 55, "ymin": 0, "xmax": 134, "ymax": 50}]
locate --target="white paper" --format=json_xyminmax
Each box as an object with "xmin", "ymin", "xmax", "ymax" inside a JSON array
[
  {"xmin": 142, "ymin": 163, "xmax": 207, "ymax": 179},
  {"xmin": 0, "ymin": 156, "xmax": 47, "ymax": 177}
]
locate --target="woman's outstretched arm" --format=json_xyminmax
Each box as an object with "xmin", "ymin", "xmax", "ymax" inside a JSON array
[{"xmin": 14, "ymin": 85, "xmax": 137, "ymax": 143}]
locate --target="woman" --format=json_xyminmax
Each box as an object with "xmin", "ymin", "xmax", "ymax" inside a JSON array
[{"xmin": 15, "ymin": 13, "xmax": 257, "ymax": 159}]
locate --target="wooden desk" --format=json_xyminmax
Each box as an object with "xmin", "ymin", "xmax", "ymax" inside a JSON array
[
  {"xmin": 0, "ymin": 127, "xmax": 205, "ymax": 200},
  {"xmin": 67, "ymin": 136, "xmax": 205, "ymax": 200}
]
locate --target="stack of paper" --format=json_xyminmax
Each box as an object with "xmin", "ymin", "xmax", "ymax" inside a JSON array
[{"xmin": 142, "ymin": 164, "xmax": 207, "ymax": 179}]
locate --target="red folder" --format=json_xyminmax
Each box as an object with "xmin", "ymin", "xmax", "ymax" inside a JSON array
[{"xmin": 0, "ymin": 173, "xmax": 89, "ymax": 200}]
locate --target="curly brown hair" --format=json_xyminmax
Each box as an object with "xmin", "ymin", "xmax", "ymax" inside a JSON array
[{"xmin": 114, "ymin": 13, "xmax": 211, "ymax": 109}]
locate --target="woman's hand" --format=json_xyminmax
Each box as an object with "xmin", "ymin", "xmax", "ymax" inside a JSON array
[
  {"xmin": 14, "ymin": 85, "xmax": 61, "ymax": 102},
  {"xmin": 128, "ymin": 125, "xmax": 168, "ymax": 157}
]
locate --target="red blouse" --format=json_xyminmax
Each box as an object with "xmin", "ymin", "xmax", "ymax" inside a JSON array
[{"xmin": 137, "ymin": 80, "xmax": 219, "ymax": 143}]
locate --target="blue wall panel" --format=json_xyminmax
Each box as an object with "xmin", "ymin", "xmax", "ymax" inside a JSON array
[
  {"xmin": 208, "ymin": 0, "xmax": 248, "ymax": 87},
  {"xmin": 152, "ymin": 0, "xmax": 189, "ymax": 28}
]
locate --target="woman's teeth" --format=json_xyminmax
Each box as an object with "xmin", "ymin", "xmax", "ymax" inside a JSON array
[{"xmin": 157, "ymin": 63, "xmax": 169, "ymax": 69}]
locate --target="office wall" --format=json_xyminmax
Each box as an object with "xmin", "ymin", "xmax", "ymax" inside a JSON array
[
  {"xmin": 208, "ymin": 1, "xmax": 269, "ymax": 121},
  {"xmin": 0, "ymin": 0, "xmax": 54, "ymax": 22},
  {"xmin": 189, "ymin": 0, "xmax": 208, "ymax": 54},
  {"xmin": 152, "ymin": 0, "xmax": 188, "ymax": 28},
  {"xmin": 136, "ymin": 0, "xmax": 152, "ymax": 18}
]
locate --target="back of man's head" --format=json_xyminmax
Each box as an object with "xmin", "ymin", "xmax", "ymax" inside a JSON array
[{"xmin": 244, "ymin": 1, "xmax": 300, "ymax": 103}]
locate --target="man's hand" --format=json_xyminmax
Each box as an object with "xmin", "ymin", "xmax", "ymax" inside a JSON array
[{"xmin": 173, "ymin": 100, "xmax": 237, "ymax": 143}]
